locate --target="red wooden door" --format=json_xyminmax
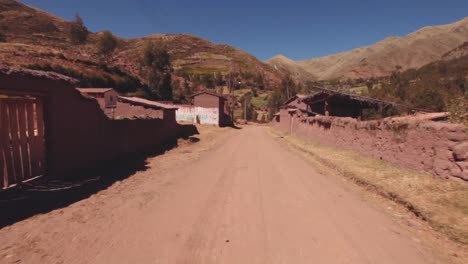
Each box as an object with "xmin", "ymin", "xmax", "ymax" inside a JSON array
[{"xmin": 0, "ymin": 96, "xmax": 46, "ymax": 189}]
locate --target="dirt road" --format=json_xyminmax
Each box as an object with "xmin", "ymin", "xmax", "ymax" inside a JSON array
[{"xmin": 0, "ymin": 126, "xmax": 443, "ymax": 263}]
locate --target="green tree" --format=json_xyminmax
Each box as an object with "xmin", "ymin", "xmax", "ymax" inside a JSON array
[
  {"xmin": 241, "ymin": 92, "xmax": 255, "ymax": 121},
  {"xmin": 68, "ymin": 14, "xmax": 89, "ymax": 44},
  {"xmin": 281, "ymin": 74, "xmax": 297, "ymax": 98},
  {"xmin": 448, "ymin": 95, "xmax": 468, "ymax": 126},
  {"xmin": 96, "ymin": 30, "xmax": 118, "ymax": 56},
  {"xmin": 267, "ymin": 85, "xmax": 288, "ymax": 120},
  {"xmin": 0, "ymin": 32, "xmax": 6, "ymax": 42},
  {"xmin": 255, "ymin": 73, "xmax": 265, "ymax": 90},
  {"xmin": 203, "ymin": 74, "xmax": 215, "ymax": 89},
  {"xmin": 139, "ymin": 41, "xmax": 173, "ymax": 100}
]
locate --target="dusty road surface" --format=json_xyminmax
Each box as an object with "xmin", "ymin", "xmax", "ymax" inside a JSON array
[{"xmin": 0, "ymin": 126, "xmax": 448, "ymax": 263}]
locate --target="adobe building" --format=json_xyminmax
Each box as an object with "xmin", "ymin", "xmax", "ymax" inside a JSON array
[
  {"xmin": 76, "ymin": 88, "xmax": 119, "ymax": 109},
  {"xmin": 279, "ymin": 88, "xmax": 396, "ymax": 119},
  {"xmin": 76, "ymin": 89, "xmax": 178, "ymax": 123},
  {"xmin": 190, "ymin": 90, "xmax": 226, "ymax": 109},
  {"xmin": 300, "ymin": 88, "xmax": 395, "ymax": 119},
  {"xmin": 118, "ymin": 96, "xmax": 178, "ymax": 124},
  {"xmin": 175, "ymin": 90, "xmax": 231, "ymax": 127},
  {"xmin": 276, "ymin": 88, "xmax": 396, "ymax": 132}
]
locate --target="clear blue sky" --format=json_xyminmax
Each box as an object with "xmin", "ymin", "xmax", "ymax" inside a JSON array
[{"xmin": 22, "ymin": 0, "xmax": 468, "ymax": 61}]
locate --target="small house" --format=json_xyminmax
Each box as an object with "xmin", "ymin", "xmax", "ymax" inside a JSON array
[
  {"xmin": 187, "ymin": 90, "xmax": 230, "ymax": 126},
  {"xmin": 118, "ymin": 96, "xmax": 179, "ymax": 124},
  {"xmin": 76, "ymin": 88, "xmax": 118, "ymax": 109},
  {"xmin": 300, "ymin": 88, "xmax": 396, "ymax": 119}
]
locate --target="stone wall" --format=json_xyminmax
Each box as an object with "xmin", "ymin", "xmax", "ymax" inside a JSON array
[{"xmin": 274, "ymin": 112, "xmax": 468, "ymax": 181}]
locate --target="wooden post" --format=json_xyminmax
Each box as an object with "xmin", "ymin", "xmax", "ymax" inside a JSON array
[
  {"xmin": 0, "ymin": 101, "xmax": 14, "ymax": 187},
  {"xmin": 0, "ymin": 100, "xmax": 4, "ymax": 189},
  {"xmin": 324, "ymin": 100, "xmax": 330, "ymax": 116}
]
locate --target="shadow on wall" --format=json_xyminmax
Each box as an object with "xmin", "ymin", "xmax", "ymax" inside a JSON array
[{"xmin": 0, "ymin": 127, "xmax": 199, "ymax": 229}]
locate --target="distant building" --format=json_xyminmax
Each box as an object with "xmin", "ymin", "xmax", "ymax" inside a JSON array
[
  {"xmin": 276, "ymin": 88, "xmax": 397, "ymax": 132},
  {"xmin": 190, "ymin": 90, "xmax": 226, "ymax": 109},
  {"xmin": 175, "ymin": 90, "xmax": 230, "ymax": 126},
  {"xmin": 299, "ymin": 88, "xmax": 396, "ymax": 119},
  {"xmin": 118, "ymin": 96, "xmax": 178, "ymax": 124},
  {"xmin": 76, "ymin": 88, "xmax": 178, "ymax": 123},
  {"xmin": 76, "ymin": 88, "xmax": 119, "ymax": 109},
  {"xmin": 280, "ymin": 88, "xmax": 396, "ymax": 119}
]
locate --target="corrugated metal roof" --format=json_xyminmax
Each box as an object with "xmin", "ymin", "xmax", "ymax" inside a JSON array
[
  {"xmin": 76, "ymin": 88, "xmax": 115, "ymax": 94},
  {"xmin": 118, "ymin": 96, "xmax": 179, "ymax": 110}
]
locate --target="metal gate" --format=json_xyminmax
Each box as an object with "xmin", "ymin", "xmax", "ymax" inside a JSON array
[{"xmin": 1, "ymin": 96, "xmax": 46, "ymax": 189}]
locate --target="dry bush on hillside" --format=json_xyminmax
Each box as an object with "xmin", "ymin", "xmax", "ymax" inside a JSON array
[
  {"xmin": 96, "ymin": 31, "xmax": 118, "ymax": 56},
  {"xmin": 68, "ymin": 14, "xmax": 88, "ymax": 44}
]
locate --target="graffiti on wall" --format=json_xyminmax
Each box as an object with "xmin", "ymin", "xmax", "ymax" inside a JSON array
[{"xmin": 176, "ymin": 106, "xmax": 219, "ymax": 125}]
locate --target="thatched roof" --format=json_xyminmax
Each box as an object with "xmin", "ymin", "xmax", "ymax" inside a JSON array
[{"xmin": 300, "ymin": 87, "xmax": 397, "ymax": 108}]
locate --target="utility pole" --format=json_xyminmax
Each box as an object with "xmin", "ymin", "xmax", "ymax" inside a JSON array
[{"xmin": 244, "ymin": 97, "xmax": 247, "ymax": 120}]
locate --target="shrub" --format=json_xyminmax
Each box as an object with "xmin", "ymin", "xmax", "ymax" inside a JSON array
[
  {"xmin": 0, "ymin": 32, "xmax": 6, "ymax": 42},
  {"xmin": 96, "ymin": 30, "xmax": 118, "ymax": 56},
  {"xmin": 68, "ymin": 14, "xmax": 89, "ymax": 44},
  {"xmin": 448, "ymin": 95, "xmax": 468, "ymax": 126}
]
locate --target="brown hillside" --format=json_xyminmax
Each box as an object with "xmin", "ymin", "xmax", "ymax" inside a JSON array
[
  {"xmin": 0, "ymin": 0, "xmax": 281, "ymax": 95},
  {"xmin": 267, "ymin": 54, "xmax": 317, "ymax": 81},
  {"xmin": 267, "ymin": 17, "xmax": 468, "ymax": 81},
  {"xmin": 442, "ymin": 42, "xmax": 468, "ymax": 61}
]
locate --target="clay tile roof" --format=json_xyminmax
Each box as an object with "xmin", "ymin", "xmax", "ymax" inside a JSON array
[
  {"xmin": 0, "ymin": 64, "xmax": 78, "ymax": 84},
  {"xmin": 118, "ymin": 96, "xmax": 179, "ymax": 110},
  {"xmin": 76, "ymin": 88, "xmax": 115, "ymax": 94},
  {"xmin": 189, "ymin": 90, "xmax": 227, "ymax": 100}
]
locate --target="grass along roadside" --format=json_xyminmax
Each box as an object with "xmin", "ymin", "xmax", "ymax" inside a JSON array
[{"xmin": 269, "ymin": 127, "xmax": 468, "ymax": 245}]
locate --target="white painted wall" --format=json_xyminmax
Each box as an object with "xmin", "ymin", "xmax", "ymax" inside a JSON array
[{"xmin": 176, "ymin": 106, "xmax": 219, "ymax": 125}]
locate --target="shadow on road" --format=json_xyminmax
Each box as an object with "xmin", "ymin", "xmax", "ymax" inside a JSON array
[{"xmin": 0, "ymin": 138, "xmax": 191, "ymax": 229}]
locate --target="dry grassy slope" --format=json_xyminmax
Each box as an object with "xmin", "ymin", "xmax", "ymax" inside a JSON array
[
  {"xmin": 442, "ymin": 42, "xmax": 468, "ymax": 61},
  {"xmin": 0, "ymin": 0, "xmax": 282, "ymax": 90},
  {"xmin": 268, "ymin": 54, "xmax": 317, "ymax": 81},
  {"xmin": 267, "ymin": 17, "xmax": 468, "ymax": 81},
  {"xmin": 113, "ymin": 34, "xmax": 281, "ymax": 85}
]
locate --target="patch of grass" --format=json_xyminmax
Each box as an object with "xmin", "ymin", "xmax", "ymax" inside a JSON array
[
  {"xmin": 232, "ymin": 88, "xmax": 251, "ymax": 97},
  {"xmin": 269, "ymin": 127, "xmax": 468, "ymax": 245},
  {"xmin": 251, "ymin": 96, "xmax": 268, "ymax": 108},
  {"xmin": 179, "ymin": 66, "xmax": 228, "ymax": 75},
  {"xmin": 349, "ymin": 85, "xmax": 368, "ymax": 95}
]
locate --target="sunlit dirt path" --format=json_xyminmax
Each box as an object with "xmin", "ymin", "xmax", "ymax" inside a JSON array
[{"xmin": 0, "ymin": 126, "xmax": 440, "ymax": 263}]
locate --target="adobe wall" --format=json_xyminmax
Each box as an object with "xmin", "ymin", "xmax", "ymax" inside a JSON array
[
  {"xmin": 0, "ymin": 67, "xmax": 197, "ymax": 178},
  {"xmin": 193, "ymin": 94, "xmax": 221, "ymax": 108},
  {"xmin": 273, "ymin": 114, "xmax": 468, "ymax": 181}
]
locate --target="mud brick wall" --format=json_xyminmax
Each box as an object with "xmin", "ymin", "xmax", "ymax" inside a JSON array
[
  {"xmin": 0, "ymin": 66, "xmax": 197, "ymax": 178},
  {"xmin": 274, "ymin": 113, "xmax": 468, "ymax": 181}
]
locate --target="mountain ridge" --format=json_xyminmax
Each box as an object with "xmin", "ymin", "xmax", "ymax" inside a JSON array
[{"xmin": 267, "ymin": 17, "xmax": 468, "ymax": 81}]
